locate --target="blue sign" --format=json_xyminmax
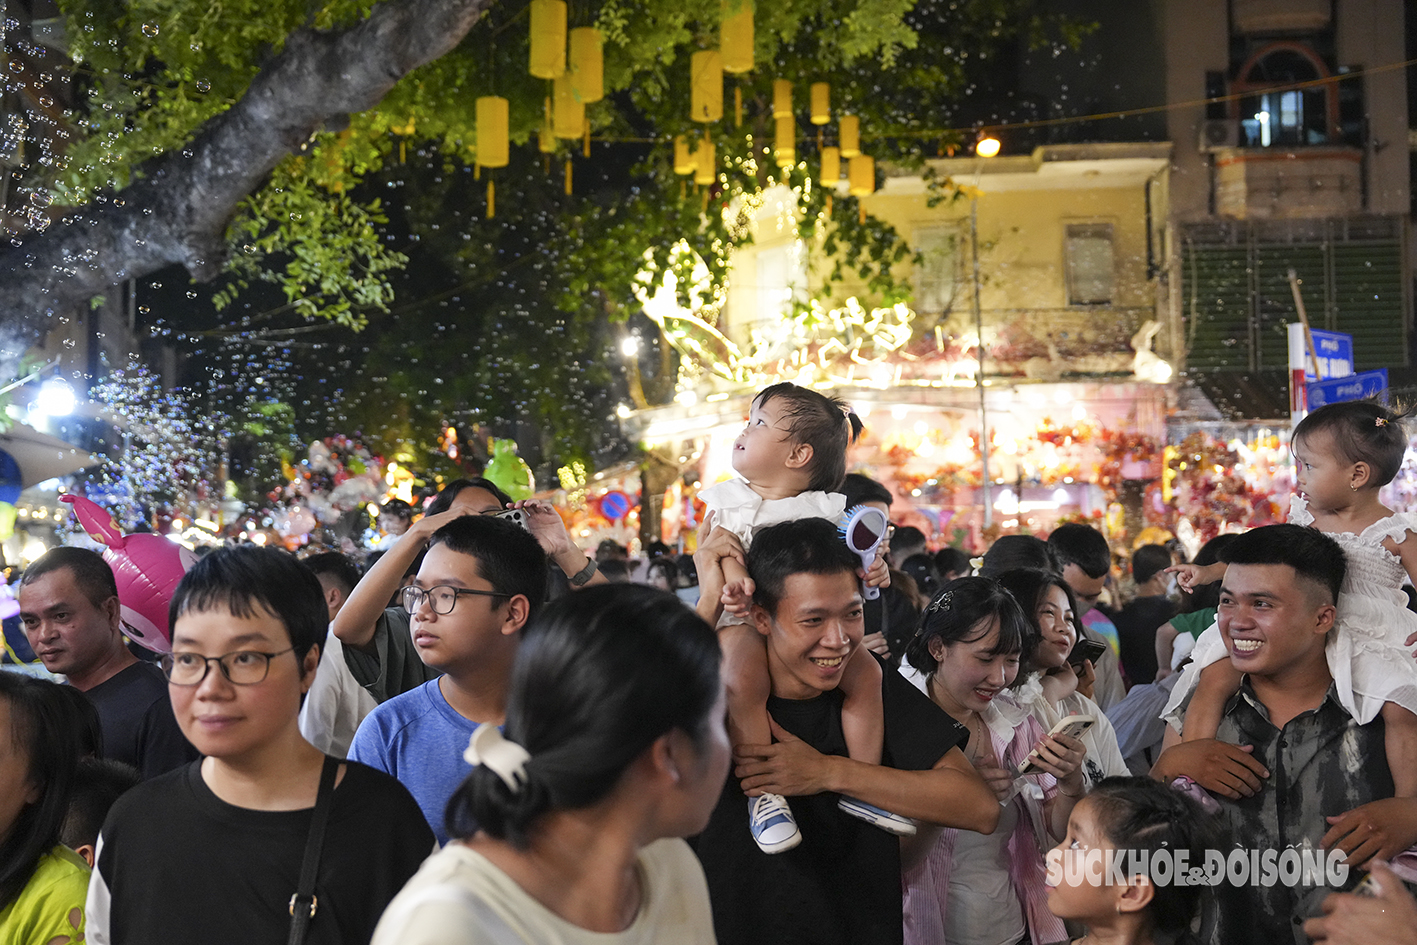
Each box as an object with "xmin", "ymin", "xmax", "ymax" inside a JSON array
[
  {"xmin": 1306, "ymin": 369, "xmax": 1388, "ymax": 408},
  {"xmin": 1305, "ymin": 330, "xmax": 1354, "ymax": 381}
]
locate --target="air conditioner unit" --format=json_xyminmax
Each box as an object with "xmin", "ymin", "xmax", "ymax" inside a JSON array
[{"xmin": 1199, "ymin": 119, "xmax": 1238, "ymax": 152}]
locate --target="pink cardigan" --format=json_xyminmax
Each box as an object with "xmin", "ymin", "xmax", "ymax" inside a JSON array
[{"xmin": 901, "ymin": 695, "xmax": 1069, "ymax": 945}]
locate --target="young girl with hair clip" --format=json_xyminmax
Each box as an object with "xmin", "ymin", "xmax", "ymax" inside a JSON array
[
  {"xmin": 371, "ymin": 585, "xmax": 728, "ymax": 945},
  {"xmin": 1164, "ymin": 399, "xmax": 1417, "ymax": 806},
  {"xmin": 1046, "ymin": 776, "xmax": 1225, "ymax": 945},
  {"xmin": 0, "ymin": 673, "xmax": 90, "ymax": 945},
  {"xmin": 696, "ymin": 382, "xmax": 895, "ymax": 854}
]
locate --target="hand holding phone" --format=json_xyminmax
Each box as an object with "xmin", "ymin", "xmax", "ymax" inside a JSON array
[
  {"xmin": 1067, "ymin": 638, "xmax": 1108, "ymax": 668},
  {"xmin": 1017, "ymin": 715, "xmax": 1096, "ymax": 776}
]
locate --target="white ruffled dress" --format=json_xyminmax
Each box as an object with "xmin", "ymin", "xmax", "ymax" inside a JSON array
[
  {"xmin": 698, "ymin": 478, "xmax": 846, "ymax": 551},
  {"xmin": 1163, "ymin": 495, "xmax": 1417, "ymax": 728}
]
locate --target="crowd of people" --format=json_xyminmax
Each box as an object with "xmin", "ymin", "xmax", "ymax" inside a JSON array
[{"xmin": 3, "ymin": 383, "xmax": 1417, "ymax": 945}]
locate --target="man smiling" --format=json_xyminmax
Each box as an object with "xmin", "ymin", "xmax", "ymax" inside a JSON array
[
  {"xmin": 692, "ymin": 517, "xmax": 999, "ymax": 945},
  {"xmin": 349, "ymin": 515, "xmax": 546, "ymax": 845},
  {"xmin": 1152, "ymin": 524, "xmax": 1417, "ymax": 944}
]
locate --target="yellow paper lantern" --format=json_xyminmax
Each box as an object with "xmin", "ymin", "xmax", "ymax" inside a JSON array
[
  {"xmin": 774, "ymin": 115, "xmax": 795, "ymax": 167},
  {"xmin": 810, "ymin": 82, "xmax": 830, "ymax": 125},
  {"xmin": 848, "ymin": 155, "xmax": 874, "ymax": 196},
  {"xmin": 553, "ymin": 75, "xmax": 584, "ymax": 138},
  {"xmin": 528, "ymin": 0, "xmax": 566, "ymax": 79},
  {"xmin": 691, "ymin": 51, "xmax": 723, "ymax": 123},
  {"xmin": 820, "ymin": 146, "xmax": 841, "ymax": 185},
  {"xmin": 475, "ymin": 96, "xmax": 509, "ymax": 168},
  {"xmin": 721, "ymin": 0, "xmax": 754, "ymax": 74},
  {"xmin": 674, "ymin": 135, "xmax": 695, "ymax": 175},
  {"xmin": 772, "ymin": 79, "xmax": 792, "ymax": 118},
  {"xmin": 694, "ymin": 136, "xmax": 715, "ymax": 185},
  {"xmin": 839, "ymin": 114, "xmax": 860, "ymax": 157},
  {"xmin": 569, "ymin": 27, "xmax": 603, "ymax": 103}
]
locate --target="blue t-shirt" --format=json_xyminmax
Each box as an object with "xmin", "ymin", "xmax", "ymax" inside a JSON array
[{"xmin": 349, "ymin": 677, "xmax": 479, "ymax": 846}]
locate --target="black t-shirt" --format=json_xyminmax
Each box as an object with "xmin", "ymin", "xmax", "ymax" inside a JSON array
[
  {"xmin": 694, "ymin": 658, "xmax": 966, "ymax": 945},
  {"xmin": 95, "ymin": 759, "xmax": 435, "ymax": 945},
  {"xmin": 1113, "ymin": 595, "xmax": 1177, "ymax": 686},
  {"xmin": 82, "ymin": 660, "xmax": 198, "ymax": 778},
  {"xmin": 342, "ymin": 606, "xmax": 441, "ymax": 704}
]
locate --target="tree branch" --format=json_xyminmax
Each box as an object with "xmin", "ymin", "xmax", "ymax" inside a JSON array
[{"xmin": 0, "ymin": 0, "xmax": 490, "ymax": 352}]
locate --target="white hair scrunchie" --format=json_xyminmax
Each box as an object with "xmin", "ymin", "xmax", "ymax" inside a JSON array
[{"xmin": 463, "ymin": 723, "xmax": 531, "ymax": 793}]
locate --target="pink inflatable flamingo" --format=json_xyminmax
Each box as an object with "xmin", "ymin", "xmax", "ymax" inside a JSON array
[{"xmin": 61, "ymin": 495, "xmax": 197, "ymax": 654}]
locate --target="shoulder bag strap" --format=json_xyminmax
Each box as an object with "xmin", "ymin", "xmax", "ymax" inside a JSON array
[{"xmin": 288, "ymin": 754, "xmax": 340, "ymax": 945}]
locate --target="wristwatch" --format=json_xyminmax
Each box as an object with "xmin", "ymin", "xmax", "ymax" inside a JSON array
[{"xmin": 568, "ymin": 556, "xmax": 598, "ymax": 587}]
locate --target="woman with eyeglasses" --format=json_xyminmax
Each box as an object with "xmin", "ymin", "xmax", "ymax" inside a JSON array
[{"xmin": 86, "ymin": 545, "xmax": 435, "ymax": 945}]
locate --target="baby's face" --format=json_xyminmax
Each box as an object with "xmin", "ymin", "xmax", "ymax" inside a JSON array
[{"xmin": 732, "ymin": 397, "xmax": 798, "ymax": 484}]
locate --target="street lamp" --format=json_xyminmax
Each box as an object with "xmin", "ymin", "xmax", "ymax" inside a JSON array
[{"xmin": 971, "ymin": 133, "xmax": 998, "ymax": 527}]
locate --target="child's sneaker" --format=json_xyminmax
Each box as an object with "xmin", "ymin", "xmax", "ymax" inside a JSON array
[
  {"xmin": 837, "ymin": 796, "xmax": 917, "ymax": 836},
  {"xmin": 749, "ymin": 792, "xmax": 802, "ymax": 854}
]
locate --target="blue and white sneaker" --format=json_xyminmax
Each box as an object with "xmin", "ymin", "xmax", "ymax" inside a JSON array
[
  {"xmin": 749, "ymin": 792, "xmax": 802, "ymax": 854},
  {"xmin": 837, "ymin": 796, "xmax": 917, "ymax": 836}
]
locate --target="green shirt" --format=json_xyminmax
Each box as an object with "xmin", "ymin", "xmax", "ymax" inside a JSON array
[
  {"xmin": 1169, "ymin": 607, "xmax": 1217, "ymax": 640},
  {"xmin": 342, "ymin": 606, "xmax": 441, "ymax": 704},
  {"xmin": 0, "ymin": 845, "xmax": 89, "ymax": 945}
]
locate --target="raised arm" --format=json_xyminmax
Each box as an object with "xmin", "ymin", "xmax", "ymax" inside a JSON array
[
  {"xmin": 511, "ymin": 499, "xmax": 606, "ymax": 588},
  {"xmin": 331, "ymin": 507, "xmax": 472, "ymax": 650}
]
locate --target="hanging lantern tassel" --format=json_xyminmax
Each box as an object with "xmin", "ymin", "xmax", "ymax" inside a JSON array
[
  {"xmin": 565, "ymin": 159, "xmax": 573, "ymax": 195},
  {"xmin": 810, "ymin": 82, "xmax": 830, "ymax": 125},
  {"xmin": 734, "ymin": 86, "xmax": 742, "ymax": 127},
  {"xmin": 539, "ymin": 97, "xmax": 556, "ymax": 157},
  {"xmin": 691, "ymin": 51, "xmax": 724, "ymax": 123},
  {"xmin": 840, "ymin": 114, "xmax": 860, "ymax": 158},
  {"xmin": 474, "ymin": 163, "xmax": 480, "ymax": 180},
  {"xmin": 529, "ymin": 0, "xmax": 567, "ymax": 79},
  {"xmin": 487, "ymin": 178, "xmax": 496, "ymax": 218},
  {"xmin": 720, "ymin": 0, "xmax": 754, "ymax": 74},
  {"xmin": 583, "ymin": 121, "xmax": 591, "ymax": 158},
  {"xmin": 826, "ymin": 193, "xmax": 833, "ymax": 215}
]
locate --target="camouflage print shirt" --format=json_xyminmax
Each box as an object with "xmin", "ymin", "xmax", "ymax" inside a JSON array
[{"xmin": 1202, "ymin": 680, "xmax": 1392, "ymax": 945}]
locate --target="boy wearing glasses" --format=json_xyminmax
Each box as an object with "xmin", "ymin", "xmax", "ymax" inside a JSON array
[
  {"xmin": 86, "ymin": 545, "xmax": 433, "ymax": 945},
  {"xmin": 349, "ymin": 515, "xmax": 547, "ymax": 844}
]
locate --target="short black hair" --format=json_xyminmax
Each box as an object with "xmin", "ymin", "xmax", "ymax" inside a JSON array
[
  {"xmin": 1131, "ymin": 544, "xmax": 1172, "ymax": 586},
  {"xmin": 905, "ymin": 577, "xmax": 1030, "ymax": 676},
  {"xmin": 1220, "ymin": 524, "xmax": 1346, "ymax": 605},
  {"xmin": 60, "ymin": 757, "xmax": 140, "ymax": 851},
  {"xmin": 598, "ymin": 559, "xmax": 631, "ymax": 583},
  {"xmin": 841, "ymin": 473, "xmax": 893, "ymax": 510},
  {"xmin": 21, "ymin": 547, "xmax": 118, "ymax": 609},
  {"xmin": 380, "ymin": 498, "xmax": 414, "ymax": 520},
  {"xmin": 1294, "ymin": 399, "xmax": 1415, "ymax": 487},
  {"xmin": 748, "ymin": 518, "xmax": 861, "ymax": 614},
  {"xmin": 755, "ymin": 383, "xmax": 862, "ymax": 493},
  {"xmin": 302, "ymin": 552, "xmax": 361, "ymax": 596},
  {"xmin": 169, "ymin": 545, "xmax": 327, "ymax": 660},
  {"xmin": 1047, "ymin": 523, "xmax": 1110, "ymax": 578},
  {"xmin": 980, "ymin": 535, "xmax": 1059, "ymax": 578},
  {"xmin": 890, "ymin": 526, "xmax": 927, "ymax": 560},
  {"xmin": 934, "ymin": 547, "xmax": 972, "ymax": 577},
  {"xmin": 425, "ymin": 478, "xmax": 513, "ymax": 516},
  {"xmin": 428, "ymin": 515, "xmax": 548, "ymax": 616}
]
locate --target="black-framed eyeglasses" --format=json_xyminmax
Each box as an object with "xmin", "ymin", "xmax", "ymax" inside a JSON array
[
  {"xmin": 400, "ymin": 584, "xmax": 508, "ymax": 615},
  {"xmin": 161, "ymin": 647, "xmax": 296, "ymax": 686}
]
